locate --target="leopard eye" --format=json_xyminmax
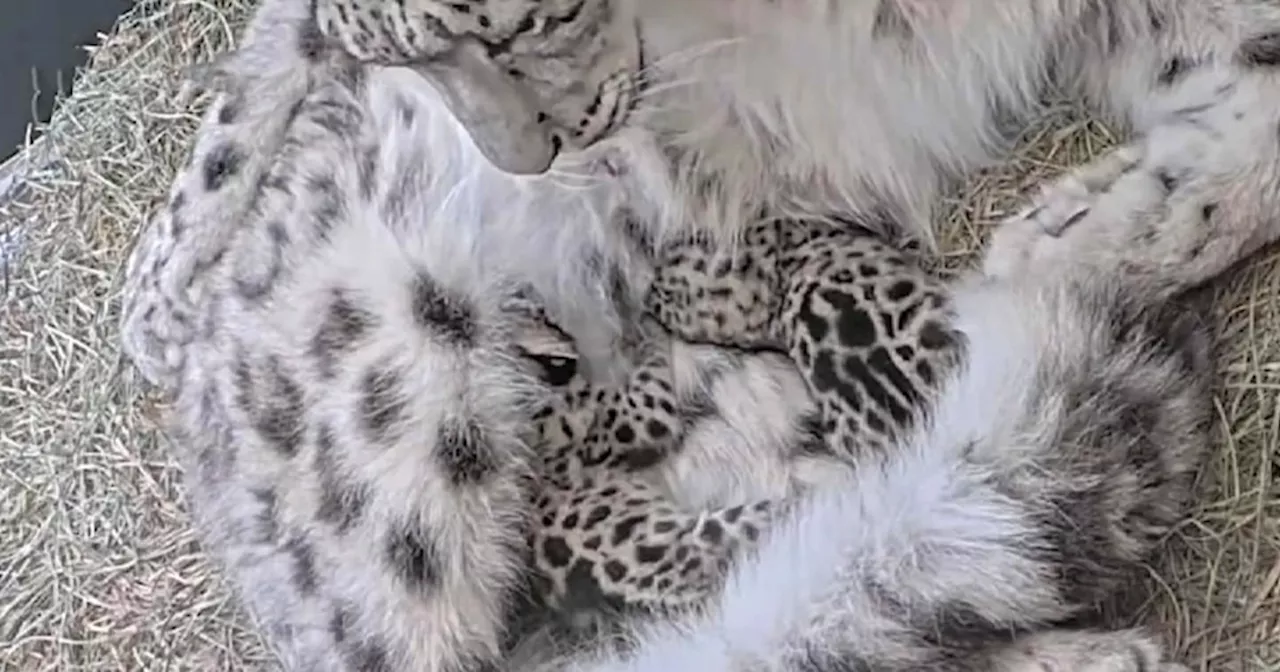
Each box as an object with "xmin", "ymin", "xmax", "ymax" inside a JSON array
[{"xmin": 534, "ymin": 355, "xmax": 577, "ymax": 386}]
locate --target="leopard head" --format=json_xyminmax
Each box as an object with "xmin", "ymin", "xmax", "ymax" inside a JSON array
[{"xmin": 316, "ymin": 0, "xmax": 645, "ymax": 175}]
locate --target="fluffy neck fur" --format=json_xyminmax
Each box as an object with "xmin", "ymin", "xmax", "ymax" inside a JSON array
[{"xmin": 607, "ymin": 0, "xmax": 1099, "ymax": 248}]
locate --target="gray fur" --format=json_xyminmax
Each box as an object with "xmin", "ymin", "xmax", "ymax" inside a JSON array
[
  {"xmin": 558, "ymin": 151, "xmax": 1218, "ymax": 671},
  {"xmin": 116, "ymin": 0, "xmax": 1280, "ymax": 670}
]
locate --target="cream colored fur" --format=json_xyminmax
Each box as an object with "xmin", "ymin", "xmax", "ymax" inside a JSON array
[{"xmin": 117, "ymin": 0, "xmax": 1280, "ymax": 670}]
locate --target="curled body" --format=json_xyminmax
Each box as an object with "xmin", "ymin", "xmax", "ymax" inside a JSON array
[{"xmin": 117, "ymin": 0, "xmax": 1280, "ymax": 670}]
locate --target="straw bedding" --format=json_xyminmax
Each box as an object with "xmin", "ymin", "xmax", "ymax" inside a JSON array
[{"xmin": 0, "ymin": 1, "xmax": 1275, "ymax": 669}]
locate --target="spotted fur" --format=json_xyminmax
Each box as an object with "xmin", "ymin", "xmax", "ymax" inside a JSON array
[
  {"xmin": 119, "ymin": 0, "xmax": 1280, "ymax": 670},
  {"xmin": 648, "ymin": 218, "xmax": 960, "ymax": 463},
  {"xmin": 313, "ymin": 0, "xmax": 643, "ymax": 174},
  {"xmin": 558, "ymin": 143, "xmax": 1220, "ymax": 672}
]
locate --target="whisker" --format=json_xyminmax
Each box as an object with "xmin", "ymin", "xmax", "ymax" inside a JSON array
[{"xmin": 634, "ymin": 37, "xmax": 744, "ymax": 78}]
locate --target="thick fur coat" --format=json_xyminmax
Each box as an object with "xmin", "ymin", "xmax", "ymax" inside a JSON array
[{"xmin": 118, "ymin": 0, "xmax": 1280, "ymax": 669}]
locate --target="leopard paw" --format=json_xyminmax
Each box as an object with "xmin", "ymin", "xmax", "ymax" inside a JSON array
[
  {"xmin": 645, "ymin": 233, "xmax": 781, "ymax": 349},
  {"xmin": 994, "ymin": 628, "xmax": 1186, "ymax": 672},
  {"xmin": 983, "ymin": 144, "xmax": 1158, "ymax": 280}
]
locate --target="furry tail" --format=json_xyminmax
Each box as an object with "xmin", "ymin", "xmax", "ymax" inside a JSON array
[{"xmin": 560, "ymin": 275, "xmax": 1213, "ymax": 672}]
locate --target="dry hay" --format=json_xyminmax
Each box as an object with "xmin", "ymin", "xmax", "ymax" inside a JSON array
[{"xmin": 0, "ymin": 1, "xmax": 1275, "ymax": 670}]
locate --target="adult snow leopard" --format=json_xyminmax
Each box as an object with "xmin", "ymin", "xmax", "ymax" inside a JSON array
[{"xmin": 119, "ymin": 0, "xmax": 1280, "ymax": 669}]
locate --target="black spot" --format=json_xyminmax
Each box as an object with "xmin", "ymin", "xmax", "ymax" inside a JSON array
[
  {"xmin": 562, "ymin": 512, "xmax": 580, "ymax": 529},
  {"xmin": 885, "ymin": 280, "xmax": 915, "ymax": 302},
  {"xmin": 866, "ymin": 346, "xmax": 924, "ymax": 408},
  {"xmin": 916, "ymin": 360, "xmax": 937, "ymax": 386},
  {"xmin": 385, "ymin": 524, "xmax": 442, "ymax": 590},
  {"xmin": 329, "ymin": 604, "xmax": 353, "ymax": 644},
  {"xmin": 1238, "ymin": 32, "xmax": 1280, "ymax": 68},
  {"xmin": 653, "ymin": 520, "xmax": 677, "ymax": 534},
  {"xmin": 411, "ymin": 272, "xmax": 476, "ymax": 345},
  {"xmin": 603, "ymin": 560, "xmax": 628, "ymax": 583},
  {"xmin": 635, "ymin": 545, "xmax": 666, "ymax": 564},
  {"xmin": 312, "ymin": 290, "xmax": 375, "ymax": 379},
  {"xmin": 810, "ymin": 348, "xmax": 864, "ymax": 411},
  {"xmin": 821, "ymin": 289, "xmax": 878, "ymax": 348},
  {"xmin": 611, "ymin": 516, "xmax": 646, "ymax": 545},
  {"xmin": 359, "ymin": 366, "xmax": 407, "ymax": 444},
  {"xmin": 1157, "ymin": 55, "xmax": 1192, "ymax": 86},
  {"xmin": 542, "ymin": 536, "xmax": 574, "ymax": 568},
  {"xmin": 250, "ymin": 487, "xmax": 279, "ymax": 544},
  {"xmin": 239, "ymin": 356, "xmax": 306, "ymax": 458},
  {"xmin": 844, "ymin": 354, "xmax": 912, "ymax": 427},
  {"xmin": 614, "ymin": 423, "xmax": 636, "ymax": 444},
  {"xmin": 723, "ymin": 506, "xmax": 743, "ymax": 524},
  {"xmin": 583, "ymin": 505, "xmax": 611, "ymax": 530},
  {"xmin": 645, "ymin": 419, "xmax": 671, "ymax": 440},
  {"xmin": 619, "ymin": 446, "xmax": 663, "ymax": 471},
  {"xmin": 698, "ymin": 519, "xmax": 723, "ymax": 545},
  {"xmin": 437, "ymin": 416, "xmax": 498, "ymax": 485},
  {"xmin": 202, "ymin": 143, "xmax": 243, "ymax": 191},
  {"xmin": 918, "ymin": 321, "xmax": 954, "ymax": 351},
  {"xmin": 314, "ymin": 425, "xmax": 368, "ymax": 532},
  {"xmin": 285, "ymin": 536, "xmax": 319, "ymax": 594},
  {"xmin": 563, "ymin": 558, "xmax": 626, "ymax": 615}
]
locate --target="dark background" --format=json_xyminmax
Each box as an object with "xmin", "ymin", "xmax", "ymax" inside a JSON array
[{"xmin": 1, "ymin": 0, "xmax": 135, "ymax": 161}]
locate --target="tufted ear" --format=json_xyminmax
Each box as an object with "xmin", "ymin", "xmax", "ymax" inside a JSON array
[{"xmin": 416, "ymin": 39, "xmax": 559, "ymax": 175}]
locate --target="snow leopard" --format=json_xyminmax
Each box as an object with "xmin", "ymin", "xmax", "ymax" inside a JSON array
[{"xmin": 118, "ymin": 0, "xmax": 1280, "ymax": 669}]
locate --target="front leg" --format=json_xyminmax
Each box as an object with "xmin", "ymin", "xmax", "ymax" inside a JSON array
[
  {"xmin": 646, "ymin": 222, "xmax": 786, "ymax": 351},
  {"xmin": 647, "ymin": 217, "xmax": 959, "ymax": 462},
  {"xmin": 532, "ymin": 480, "xmax": 782, "ymax": 619}
]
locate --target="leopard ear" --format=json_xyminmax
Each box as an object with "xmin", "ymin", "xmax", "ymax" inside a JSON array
[{"xmin": 417, "ymin": 39, "xmax": 559, "ymax": 175}]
